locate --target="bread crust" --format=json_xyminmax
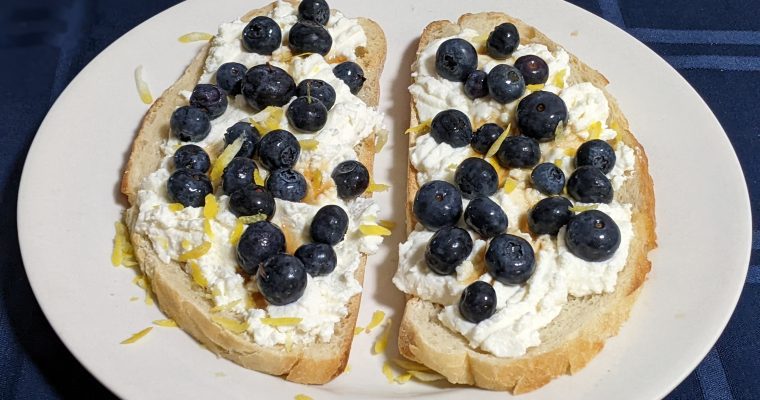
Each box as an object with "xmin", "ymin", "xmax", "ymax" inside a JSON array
[
  {"xmin": 399, "ymin": 12, "xmax": 656, "ymax": 393},
  {"xmin": 120, "ymin": 1, "xmax": 386, "ymax": 384}
]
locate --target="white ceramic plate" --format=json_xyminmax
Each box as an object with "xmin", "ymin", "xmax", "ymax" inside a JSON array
[{"xmin": 18, "ymin": 0, "xmax": 750, "ymax": 399}]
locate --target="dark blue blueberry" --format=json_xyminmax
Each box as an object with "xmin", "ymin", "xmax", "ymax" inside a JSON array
[
  {"xmin": 516, "ymin": 91, "xmax": 568, "ymax": 142},
  {"xmin": 435, "ymin": 38, "xmax": 477, "ymax": 82},
  {"xmin": 425, "ymin": 226, "xmax": 473, "ymax": 275},
  {"xmin": 266, "ymin": 168, "xmax": 307, "ymax": 202},
  {"xmin": 296, "ymin": 79, "xmax": 336, "ymax": 110},
  {"xmin": 256, "ymin": 129, "xmax": 300, "ymax": 170},
  {"xmin": 565, "ymin": 210, "xmax": 621, "ymax": 262},
  {"xmin": 167, "ymin": 169, "xmax": 212, "ymax": 207},
  {"xmin": 486, "ymin": 23, "xmax": 520, "ymax": 59},
  {"xmin": 528, "ymin": 196, "xmax": 573, "ymax": 236},
  {"xmin": 298, "ymin": 0, "xmax": 330, "ymax": 25},
  {"xmin": 412, "ymin": 180, "xmax": 463, "ymax": 230},
  {"xmin": 256, "ymin": 254, "xmax": 307, "ymax": 305},
  {"xmin": 464, "ymin": 196, "xmax": 508, "ymax": 238},
  {"xmin": 242, "ymin": 16, "xmax": 282, "ymax": 55},
  {"xmin": 485, "ymin": 234, "xmax": 536, "ymax": 285},
  {"xmin": 454, "ymin": 157, "xmax": 499, "ymax": 199},
  {"xmin": 222, "ymin": 157, "xmax": 257, "ymax": 195},
  {"xmin": 286, "ymin": 96, "xmax": 328, "ymax": 132},
  {"xmin": 471, "ymin": 123, "xmax": 504, "ymax": 154},
  {"xmin": 237, "ymin": 221, "xmax": 286, "ymax": 275},
  {"xmin": 514, "ymin": 55, "xmax": 549, "ymax": 85},
  {"xmin": 289, "ymin": 20, "xmax": 332, "ymax": 56},
  {"xmin": 228, "ymin": 185, "xmax": 275, "ymax": 219},
  {"xmin": 530, "ymin": 162, "xmax": 565, "ymax": 195},
  {"xmin": 216, "ymin": 62, "xmax": 247, "ymax": 95},
  {"xmin": 173, "ymin": 144, "xmax": 210, "ymax": 173},
  {"xmin": 459, "ymin": 281, "xmax": 497, "ymax": 323},
  {"xmin": 190, "ymin": 84, "xmax": 228, "ymax": 120},
  {"xmin": 331, "ymin": 160, "xmax": 369, "ymax": 199},
  {"xmin": 242, "ymin": 64, "xmax": 296, "ymax": 111},
  {"xmin": 310, "ymin": 205, "xmax": 349, "ymax": 245},
  {"xmin": 487, "ymin": 64, "xmax": 525, "ymax": 104},
  {"xmin": 170, "ymin": 106, "xmax": 210, "ymax": 142},
  {"xmin": 567, "ymin": 166, "xmax": 613, "ymax": 203},
  {"xmin": 496, "ymin": 135, "xmax": 540, "ymax": 168},
  {"xmin": 464, "ymin": 70, "xmax": 489, "ymax": 99},
  {"xmin": 295, "ymin": 243, "xmax": 337, "ymax": 276},
  {"xmin": 430, "ymin": 109, "xmax": 473, "ymax": 148},
  {"xmin": 576, "ymin": 139, "xmax": 616, "ymax": 174},
  {"xmin": 333, "ymin": 62, "xmax": 365, "ymax": 95},
  {"xmin": 224, "ymin": 121, "xmax": 261, "ymax": 159}
]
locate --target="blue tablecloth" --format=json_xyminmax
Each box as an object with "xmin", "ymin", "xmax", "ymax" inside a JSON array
[{"xmin": 1, "ymin": 0, "xmax": 757, "ymax": 398}]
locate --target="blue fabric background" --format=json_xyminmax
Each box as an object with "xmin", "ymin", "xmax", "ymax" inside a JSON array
[{"xmin": 1, "ymin": 0, "xmax": 757, "ymax": 398}]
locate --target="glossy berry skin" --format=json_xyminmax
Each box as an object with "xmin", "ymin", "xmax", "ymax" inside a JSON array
[
  {"xmin": 173, "ymin": 144, "xmax": 210, "ymax": 173},
  {"xmin": 496, "ymin": 136, "xmax": 541, "ymax": 168},
  {"xmin": 567, "ymin": 166, "xmax": 614, "ymax": 203},
  {"xmin": 224, "ymin": 121, "xmax": 261, "ymax": 159},
  {"xmin": 412, "ymin": 180, "xmax": 463, "ymax": 230},
  {"xmin": 455, "ymin": 157, "xmax": 499, "ymax": 199},
  {"xmin": 190, "ymin": 84, "xmax": 228, "ymax": 120},
  {"xmin": 435, "ymin": 38, "xmax": 478, "ymax": 82},
  {"xmin": 514, "ymin": 55, "xmax": 549, "ymax": 85},
  {"xmin": 430, "ymin": 109, "xmax": 473, "ymax": 148},
  {"xmin": 565, "ymin": 210, "xmax": 621, "ymax": 261},
  {"xmin": 242, "ymin": 16, "xmax": 282, "ymax": 55},
  {"xmin": 242, "ymin": 64, "xmax": 296, "ymax": 111},
  {"xmin": 528, "ymin": 196, "xmax": 573, "ymax": 236},
  {"xmin": 331, "ymin": 160, "xmax": 369, "ymax": 199},
  {"xmin": 471, "ymin": 123, "xmax": 504, "ymax": 154},
  {"xmin": 576, "ymin": 139, "xmax": 616, "ymax": 174},
  {"xmin": 310, "ymin": 205, "xmax": 349, "ymax": 245},
  {"xmin": 425, "ymin": 226, "xmax": 473, "ymax": 275},
  {"xmin": 289, "ymin": 20, "xmax": 332, "ymax": 56},
  {"xmin": 464, "ymin": 70, "xmax": 489, "ymax": 99},
  {"xmin": 216, "ymin": 62, "xmax": 247, "ymax": 95},
  {"xmin": 459, "ymin": 281, "xmax": 497, "ymax": 323},
  {"xmin": 257, "ymin": 129, "xmax": 300, "ymax": 170},
  {"xmin": 295, "ymin": 243, "xmax": 337, "ymax": 276},
  {"xmin": 464, "ymin": 196, "xmax": 508, "ymax": 238},
  {"xmin": 266, "ymin": 168, "xmax": 307, "ymax": 202},
  {"xmin": 237, "ymin": 221, "xmax": 286, "ymax": 275},
  {"xmin": 487, "ymin": 64, "xmax": 525, "ymax": 104},
  {"xmin": 530, "ymin": 162, "xmax": 565, "ymax": 195},
  {"xmin": 516, "ymin": 91, "xmax": 568, "ymax": 142},
  {"xmin": 256, "ymin": 254, "xmax": 307, "ymax": 305},
  {"xmin": 221, "ymin": 157, "xmax": 257, "ymax": 195},
  {"xmin": 333, "ymin": 62, "xmax": 366, "ymax": 94},
  {"xmin": 167, "ymin": 169, "xmax": 212, "ymax": 207},
  {"xmin": 228, "ymin": 185, "xmax": 276, "ymax": 219},
  {"xmin": 286, "ymin": 96, "xmax": 328, "ymax": 132},
  {"xmin": 296, "ymin": 79, "xmax": 336, "ymax": 110},
  {"xmin": 485, "ymin": 234, "xmax": 536, "ymax": 285},
  {"xmin": 298, "ymin": 0, "xmax": 330, "ymax": 25},
  {"xmin": 170, "ymin": 106, "xmax": 210, "ymax": 142},
  {"xmin": 487, "ymin": 23, "xmax": 520, "ymax": 59}
]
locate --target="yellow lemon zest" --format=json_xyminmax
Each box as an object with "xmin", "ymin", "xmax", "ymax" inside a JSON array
[
  {"xmin": 210, "ymin": 136, "xmax": 245, "ymax": 183},
  {"xmin": 250, "ymin": 106, "xmax": 284, "ymax": 134},
  {"xmin": 121, "ymin": 327, "xmax": 153, "ymax": 344},
  {"xmin": 299, "ymin": 139, "xmax": 319, "ymax": 150},
  {"xmin": 153, "ymin": 319, "xmax": 178, "ymax": 328},
  {"xmin": 564, "ymin": 147, "xmax": 577, "ymax": 157},
  {"xmin": 210, "ymin": 299, "xmax": 241, "ymax": 313},
  {"xmin": 392, "ymin": 358, "xmax": 430, "ymax": 371},
  {"xmin": 178, "ymin": 241, "xmax": 212, "ymax": 261},
  {"xmin": 211, "ymin": 316, "xmax": 249, "ymax": 334},
  {"xmin": 373, "ymin": 318, "xmax": 392, "ymax": 355},
  {"xmin": 253, "ymin": 169, "xmax": 266, "ymax": 186},
  {"xmin": 366, "ymin": 178, "xmax": 390, "ymax": 193},
  {"xmin": 553, "ymin": 159, "xmax": 564, "ymax": 168},
  {"xmin": 569, "ymin": 204, "xmax": 598, "ymax": 212},
  {"xmin": 178, "ymin": 32, "xmax": 213, "ymax": 42},
  {"xmin": 134, "ymin": 65, "xmax": 153, "ymax": 104},
  {"xmin": 181, "ymin": 239, "xmax": 192, "ymax": 250},
  {"xmin": 364, "ymin": 310, "xmax": 385, "ymax": 333},
  {"xmin": 229, "ymin": 220, "xmax": 244, "ymax": 245},
  {"xmin": 168, "ymin": 203, "xmax": 184, "ymax": 212},
  {"xmin": 382, "ymin": 362, "xmax": 394, "ymax": 384},
  {"xmin": 375, "ymin": 129, "xmax": 389, "ymax": 152},
  {"xmin": 344, "ymin": 364, "xmax": 351, "ymax": 373},
  {"xmin": 408, "ymin": 370, "xmax": 445, "ymax": 382},
  {"xmin": 485, "ymin": 123, "xmax": 511, "ymax": 158},
  {"xmin": 526, "ymin": 83, "xmax": 545, "ymax": 91},
  {"xmin": 111, "ymin": 222, "xmax": 125, "ymax": 267},
  {"xmin": 378, "ymin": 220, "xmax": 396, "ymax": 230},
  {"xmin": 395, "ymin": 373, "xmax": 413, "ymax": 384},
  {"xmin": 588, "ymin": 121, "xmax": 603, "ymax": 140},
  {"xmin": 238, "ymin": 214, "xmax": 267, "ymax": 225},
  {"xmin": 553, "ymin": 69, "xmax": 567, "ymax": 89},
  {"xmin": 260, "ymin": 317, "xmax": 302, "ymax": 326},
  {"xmin": 129, "ymin": 296, "xmax": 139, "ymax": 302},
  {"xmin": 405, "ymin": 119, "xmax": 432, "ymax": 135},
  {"xmin": 294, "ymin": 395, "xmax": 313, "ymax": 400},
  {"xmin": 189, "ymin": 261, "xmax": 208, "ymax": 288},
  {"xmin": 203, "ymin": 194, "xmax": 218, "ymax": 219},
  {"xmin": 359, "ymin": 224, "xmax": 392, "ymax": 236},
  {"xmin": 503, "ymin": 177, "xmax": 518, "ymax": 194},
  {"xmin": 354, "ymin": 327, "xmax": 363, "ymax": 336}
]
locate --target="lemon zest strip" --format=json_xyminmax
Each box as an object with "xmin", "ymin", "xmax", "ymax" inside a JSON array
[
  {"xmin": 121, "ymin": 327, "xmax": 153, "ymax": 344},
  {"xmin": 178, "ymin": 32, "xmax": 213, "ymax": 43}
]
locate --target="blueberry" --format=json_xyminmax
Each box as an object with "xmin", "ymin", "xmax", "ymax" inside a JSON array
[
  {"xmin": 310, "ymin": 205, "xmax": 349, "ymax": 245},
  {"xmin": 170, "ymin": 106, "xmax": 210, "ymax": 142},
  {"xmin": 286, "ymin": 96, "xmax": 328, "ymax": 132},
  {"xmin": 528, "ymin": 196, "xmax": 573, "ymax": 236},
  {"xmin": 242, "ymin": 16, "xmax": 282, "ymax": 55},
  {"xmin": 224, "ymin": 121, "xmax": 261, "ymax": 159},
  {"xmin": 295, "ymin": 243, "xmax": 336, "ymax": 276},
  {"xmin": 485, "ymin": 234, "xmax": 536, "ymax": 285},
  {"xmin": 565, "ymin": 210, "xmax": 621, "ymax": 262},
  {"xmin": 459, "ymin": 281, "xmax": 497, "ymax": 323},
  {"xmin": 514, "ymin": 55, "xmax": 549, "ymax": 85},
  {"xmin": 487, "ymin": 23, "xmax": 520, "ymax": 59},
  {"xmin": 189, "ymin": 84, "xmax": 228, "ymax": 120},
  {"xmin": 331, "ymin": 160, "xmax": 369, "ymax": 199},
  {"xmin": 173, "ymin": 144, "xmax": 210, "ymax": 173},
  {"xmin": 430, "ymin": 109, "xmax": 473, "ymax": 148},
  {"xmin": 289, "ymin": 20, "xmax": 332, "ymax": 56},
  {"xmin": 296, "ymin": 79, "xmax": 336, "ymax": 110},
  {"xmin": 266, "ymin": 168, "xmax": 307, "ymax": 202},
  {"xmin": 237, "ymin": 221, "xmax": 286, "ymax": 275},
  {"xmin": 464, "ymin": 70, "xmax": 489, "ymax": 99},
  {"xmin": 257, "ymin": 129, "xmax": 300, "ymax": 170},
  {"xmin": 412, "ymin": 180, "xmax": 463, "ymax": 230},
  {"xmin": 516, "ymin": 91, "xmax": 568, "ymax": 142},
  {"xmin": 454, "ymin": 157, "xmax": 499, "ymax": 199},
  {"xmin": 222, "ymin": 157, "xmax": 257, "ymax": 195},
  {"xmin": 487, "ymin": 64, "xmax": 525, "ymax": 104},
  {"xmin": 471, "ymin": 123, "xmax": 504, "ymax": 154},
  {"xmin": 216, "ymin": 62, "xmax": 247, "ymax": 95},
  {"xmin": 333, "ymin": 62, "xmax": 366, "ymax": 95},
  {"xmin": 425, "ymin": 226, "xmax": 473, "ymax": 275},
  {"xmin": 242, "ymin": 64, "xmax": 296, "ymax": 111},
  {"xmin": 530, "ymin": 162, "xmax": 565, "ymax": 195},
  {"xmin": 496, "ymin": 135, "xmax": 540, "ymax": 168},
  {"xmin": 567, "ymin": 166, "xmax": 613, "ymax": 203},
  {"xmin": 167, "ymin": 169, "xmax": 212, "ymax": 207},
  {"xmin": 464, "ymin": 196, "xmax": 508, "ymax": 238},
  {"xmin": 576, "ymin": 139, "xmax": 616, "ymax": 174},
  {"xmin": 228, "ymin": 185, "xmax": 275, "ymax": 219},
  {"xmin": 435, "ymin": 38, "xmax": 477, "ymax": 82},
  {"xmin": 298, "ymin": 0, "xmax": 330, "ymax": 25},
  {"xmin": 256, "ymin": 254, "xmax": 307, "ymax": 305}
]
